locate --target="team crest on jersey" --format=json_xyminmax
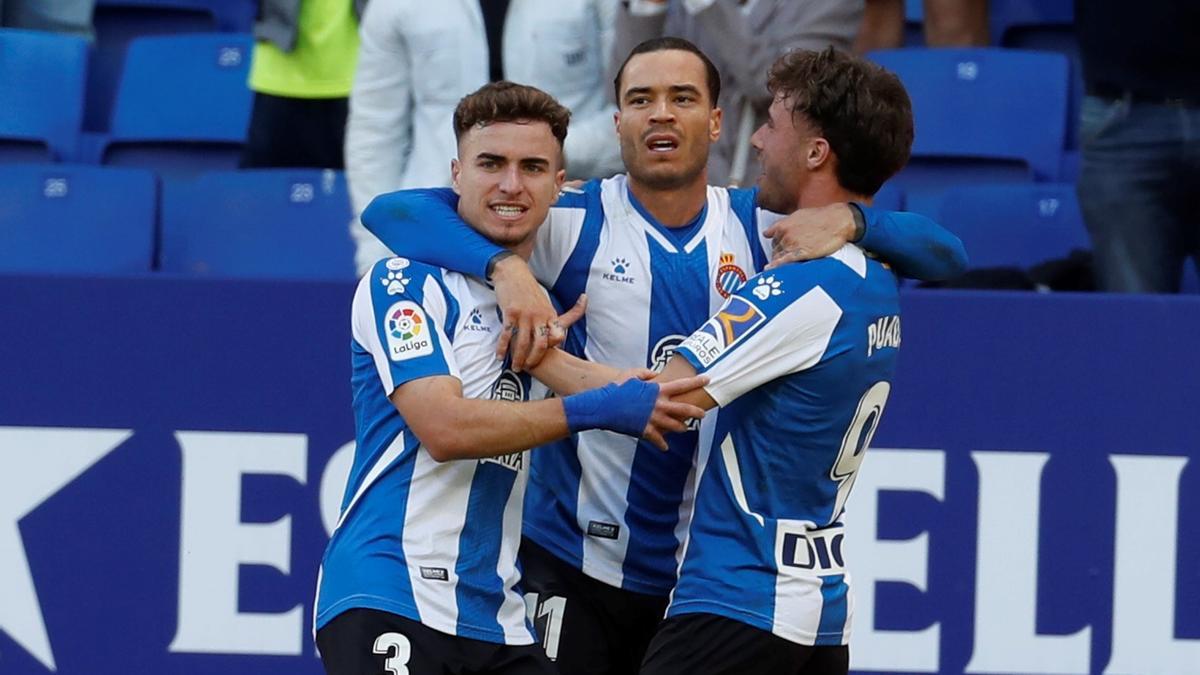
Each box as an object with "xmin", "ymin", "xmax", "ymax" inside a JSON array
[
  {"xmin": 602, "ymin": 257, "xmax": 636, "ymax": 285},
  {"xmin": 678, "ymin": 296, "xmax": 766, "ymax": 368},
  {"xmin": 714, "ymin": 253, "xmax": 747, "ymax": 298},
  {"xmin": 384, "ymin": 301, "xmax": 433, "ymax": 361}
]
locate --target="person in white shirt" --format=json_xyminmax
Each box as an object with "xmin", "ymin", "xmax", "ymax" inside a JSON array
[{"xmin": 346, "ymin": 0, "xmax": 623, "ymax": 274}]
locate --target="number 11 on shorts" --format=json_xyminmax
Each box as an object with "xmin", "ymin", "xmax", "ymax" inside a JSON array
[{"xmin": 525, "ymin": 593, "xmax": 566, "ymax": 661}]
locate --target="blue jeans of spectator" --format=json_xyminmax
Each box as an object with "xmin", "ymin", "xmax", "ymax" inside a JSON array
[{"xmin": 1077, "ymin": 94, "xmax": 1200, "ymax": 293}]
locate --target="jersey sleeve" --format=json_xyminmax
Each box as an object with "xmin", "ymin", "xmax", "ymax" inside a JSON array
[
  {"xmin": 529, "ymin": 181, "xmax": 605, "ymax": 289},
  {"xmin": 351, "ymin": 258, "xmax": 461, "ymax": 395},
  {"xmin": 361, "ymin": 188, "xmax": 501, "ymax": 278},
  {"xmin": 674, "ymin": 264, "xmax": 843, "ymax": 406},
  {"xmin": 856, "ymin": 205, "xmax": 969, "ymax": 281}
]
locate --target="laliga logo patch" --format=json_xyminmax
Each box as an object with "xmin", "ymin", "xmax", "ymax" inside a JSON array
[
  {"xmin": 384, "ymin": 301, "xmax": 433, "ymax": 361},
  {"xmin": 714, "ymin": 253, "xmax": 747, "ymax": 298},
  {"xmin": 679, "ymin": 295, "xmax": 766, "ymax": 368}
]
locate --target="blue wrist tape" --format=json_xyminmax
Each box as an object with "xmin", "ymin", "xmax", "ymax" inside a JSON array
[{"xmin": 562, "ymin": 379, "xmax": 659, "ymax": 437}]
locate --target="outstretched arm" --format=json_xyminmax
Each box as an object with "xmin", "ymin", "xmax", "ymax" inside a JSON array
[{"xmin": 762, "ymin": 202, "xmax": 968, "ymax": 281}]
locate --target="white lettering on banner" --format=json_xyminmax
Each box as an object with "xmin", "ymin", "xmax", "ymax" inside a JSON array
[
  {"xmin": 0, "ymin": 427, "xmax": 131, "ymax": 672},
  {"xmin": 169, "ymin": 432, "xmax": 307, "ymax": 656},
  {"xmin": 319, "ymin": 441, "xmax": 356, "ymax": 537},
  {"xmin": 1106, "ymin": 455, "xmax": 1200, "ymax": 674},
  {"xmin": 966, "ymin": 451, "xmax": 1092, "ymax": 674},
  {"xmin": 844, "ymin": 448, "xmax": 945, "ymax": 673}
]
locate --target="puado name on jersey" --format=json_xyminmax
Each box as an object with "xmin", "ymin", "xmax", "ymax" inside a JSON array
[{"xmin": 867, "ymin": 315, "xmax": 901, "ymax": 357}]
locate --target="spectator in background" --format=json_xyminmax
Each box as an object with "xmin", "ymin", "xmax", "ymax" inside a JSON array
[
  {"xmin": 612, "ymin": 0, "xmax": 863, "ymax": 187},
  {"xmin": 0, "ymin": 0, "xmax": 94, "ymax": 37},
  {"xmin": 240, "ymin": 0, "xmax": 363, "ymax": 169},
  {"xmin": 347, "ymin": 1, "xmax": 623, "ymax": 274},
  {"xmin": 1075, "ymin": 1, "xmax": 1200, "ymax": 293},
  {"xmin": 854, "ymin": 0, "xmax": 989, "ymax": 52}
]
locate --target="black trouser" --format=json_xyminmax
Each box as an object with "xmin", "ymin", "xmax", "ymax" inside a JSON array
[
  {"xmin": 520, "ymin": 538, "xmax": 668, "ymax": 675},
  {"xmin": 641, "ymin": 613, "xmax": 849, "ymax": 675},
  {"xmin": 240, "ymin": 92, "xmax": 348, "ymax": 169},
  {"xmin": 316, "ymin": 608, "xmax": 555, "ymax": 675}
]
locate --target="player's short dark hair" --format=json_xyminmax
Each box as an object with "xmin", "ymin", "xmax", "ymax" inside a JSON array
[
  {"xmin": 612, "ymin": 36, "xmax": 721, "ymax": 107},
  {"xmin": 767, "ymin": 47, "xmax": 913, "ymax": 196},
  {"xmin": 453, "ymin": 81, "xmax": 571, "ymax": 148}
]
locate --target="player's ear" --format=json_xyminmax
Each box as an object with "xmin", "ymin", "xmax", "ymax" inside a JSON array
[
  {"xmin": 554, "ymin": 167, "xmax": 566, "ymax": 191},
  {"xmin": 450, "ymin": 158, "xmax": 462, "ymax": 195},
  {"xmin": 807, "ymin": 138, "xmax": 831, "ymax": 171},
  {"xmin": 708, "ymin": 105, "xmax": 723, "ymax": 142}
]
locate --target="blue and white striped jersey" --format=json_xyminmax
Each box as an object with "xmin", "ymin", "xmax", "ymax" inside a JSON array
[
  {"xmin": 315, "ymin": 256, "xmax": 540, "ymax": 645},
  {"xmin": 523, "ymin": 174, "xmax": 784, "ymax": 594},
  {"xmin": 669, "ymin": 245, "xmax": 901, "ymax": 646}
]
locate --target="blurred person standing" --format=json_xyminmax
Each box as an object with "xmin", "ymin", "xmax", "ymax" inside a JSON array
[
  {"xmin": 240, "ymin": 0, "xmax": 363, "ymax": 168},
  {"xmin": 612, "ymin": 0, "xmax": 864, "ymax": 187},
  {"xmin": 1075, "ymin": 0, "xmax": 1200, "ymax": 293},
  {"xmin": 0, "ymin": 0, "xmax": 94, "ymax": 37},
  {"xmin": 853, "ymin": 0, "xmax": 989, "ymax": 52},
  {"xmin": 347, "ymin": 0, "xmax": 623, "ymax": 274}
]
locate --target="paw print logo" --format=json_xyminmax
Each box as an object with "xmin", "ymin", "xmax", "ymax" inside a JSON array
[
  {"xmin": 752, "ymin": 275, "xmax": 783, "ymax": 301},
  {"xmin": 612, "ymin": 257, "xmax": 630, "ymax": 275},
  {"xmin": 380, "ymin": 270, "xmax": 409, "ymax": 296},
  {"xmin": 470, "ymin": 309, "xmax": 483, "ymax": 325}
]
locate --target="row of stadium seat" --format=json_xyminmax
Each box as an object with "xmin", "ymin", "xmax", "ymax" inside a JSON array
[
  {"xmin": 0, "ymin": 29, "xmax": 252, "ymax": 174},
  {"xmin": 0, "ymin": 29, "xmax": 1079, "ymax": 215},
  {"xmin": 10, "ymin": 163, "xmax": 1196, "ymax": 293},
  {"xmin": 0, "ymin": 165, "xmax": 354, "ymax": 279}
]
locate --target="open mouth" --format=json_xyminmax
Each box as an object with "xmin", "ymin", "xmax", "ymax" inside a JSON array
[
  {"xmin": 490, "ymin": 204, "xmax": 528, "ymax": 219},
  {"xmin": 645, "ymin": 134, "xmax": 680, "ymax": 154}
]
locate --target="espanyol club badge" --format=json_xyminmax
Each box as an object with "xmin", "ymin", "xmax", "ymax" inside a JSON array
[{"xmin": 714, "ymin": 253, "xmax": 747, "ymax": 298}]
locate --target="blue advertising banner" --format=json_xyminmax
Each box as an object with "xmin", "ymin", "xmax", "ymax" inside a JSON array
[{"xmin": 0, "ymin": 276, "xmax": 1196, "ymax": 674}]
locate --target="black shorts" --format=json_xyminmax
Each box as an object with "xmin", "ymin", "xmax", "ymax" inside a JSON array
[
  {"xmin": 520, "ymin": 537, "xmax": 668, "ymax": 675},
  {"xmin": 316, "ymin": 608, "xmax": 555, "ymax": 675},
  {"xmin": 640, "ymin": 613, "xmax": 849, "ymax": 675}
]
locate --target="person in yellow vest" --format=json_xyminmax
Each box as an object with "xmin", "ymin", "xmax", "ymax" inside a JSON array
[{"xmin": 241, "ymin": 0, "xmax": 364, "ymax": 168}]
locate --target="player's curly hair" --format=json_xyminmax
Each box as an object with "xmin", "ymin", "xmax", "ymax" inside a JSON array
[
  {"xmin": 767, "ymin": 47, "xmax": 913, "ymax": 196},
  {"xmin": 453, "ymin": 81, "xmax": 571, "ymax": 148}
]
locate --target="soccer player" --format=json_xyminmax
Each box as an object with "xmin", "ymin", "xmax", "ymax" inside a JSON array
[
  {"xmin": 358, "ymin": 39, "xmax": 965, "ymax": 674},
  {"xmin": 640, "ymin": 47, "xmax": 916, "ymax": 675},
  {"xmin": 313, "ymin": 81, "xmax": 708, "ymax": 675}
]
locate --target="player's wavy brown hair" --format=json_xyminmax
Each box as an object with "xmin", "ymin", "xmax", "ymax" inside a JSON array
[
  {"xmin": 453, "ymin": 81, "xmax": 571, "ymax": 148},
  {"xmin": 767, "ymin": 47, "xmax": 913, "ymax": 196}
]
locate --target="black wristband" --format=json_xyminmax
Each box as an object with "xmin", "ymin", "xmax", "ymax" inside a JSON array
[
  {"xmin": 848, "ymin": 203, "xmax": 868, "ymax": 243},
  {"xmin": 485, "ymin": 250, "xmax": 517, "ymax": 281}
]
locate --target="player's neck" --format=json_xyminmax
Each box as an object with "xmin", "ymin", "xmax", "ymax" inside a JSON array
[
  {"xmin": 626, "ymin": 173, "xmax": 709, "ymax": 227},
  {"xmin": 798, "ymin": 174, "xmax": 869, "ymax": 210}
]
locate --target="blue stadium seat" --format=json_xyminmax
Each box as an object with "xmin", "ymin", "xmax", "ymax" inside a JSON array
[
  {"xmin": 87, "ymin": 3, "xmax": 218, "ymax": 132},
  {"xmin": 871, "ymin": 48, "xmax": 1071, "ymax": 215},
  {"xmin": 0, "ymin": 165, "xmax": 156, "ymax": 274},
  {"xmin": 160, "ymin": 170, "xmax": 356, "ymax": 279},
  {"xmin": 0, "ymin": 29, "xmax": 88, "ymax": 162},
  {"xmin": 938, "ymin": 183, "xmax": 1089, "ymax": 270},
  {"xmin": 99, "ymin": 33, "xmax": 253, "ymax": 177},
  {"xmin": 95, "ymin": 0, "xmax": 255, "ymax": 31}
]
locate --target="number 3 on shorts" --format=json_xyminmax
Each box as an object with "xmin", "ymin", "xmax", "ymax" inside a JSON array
[{"xmin": 373, "ymin": 632, "xmax": 412, "ymax": 675}]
